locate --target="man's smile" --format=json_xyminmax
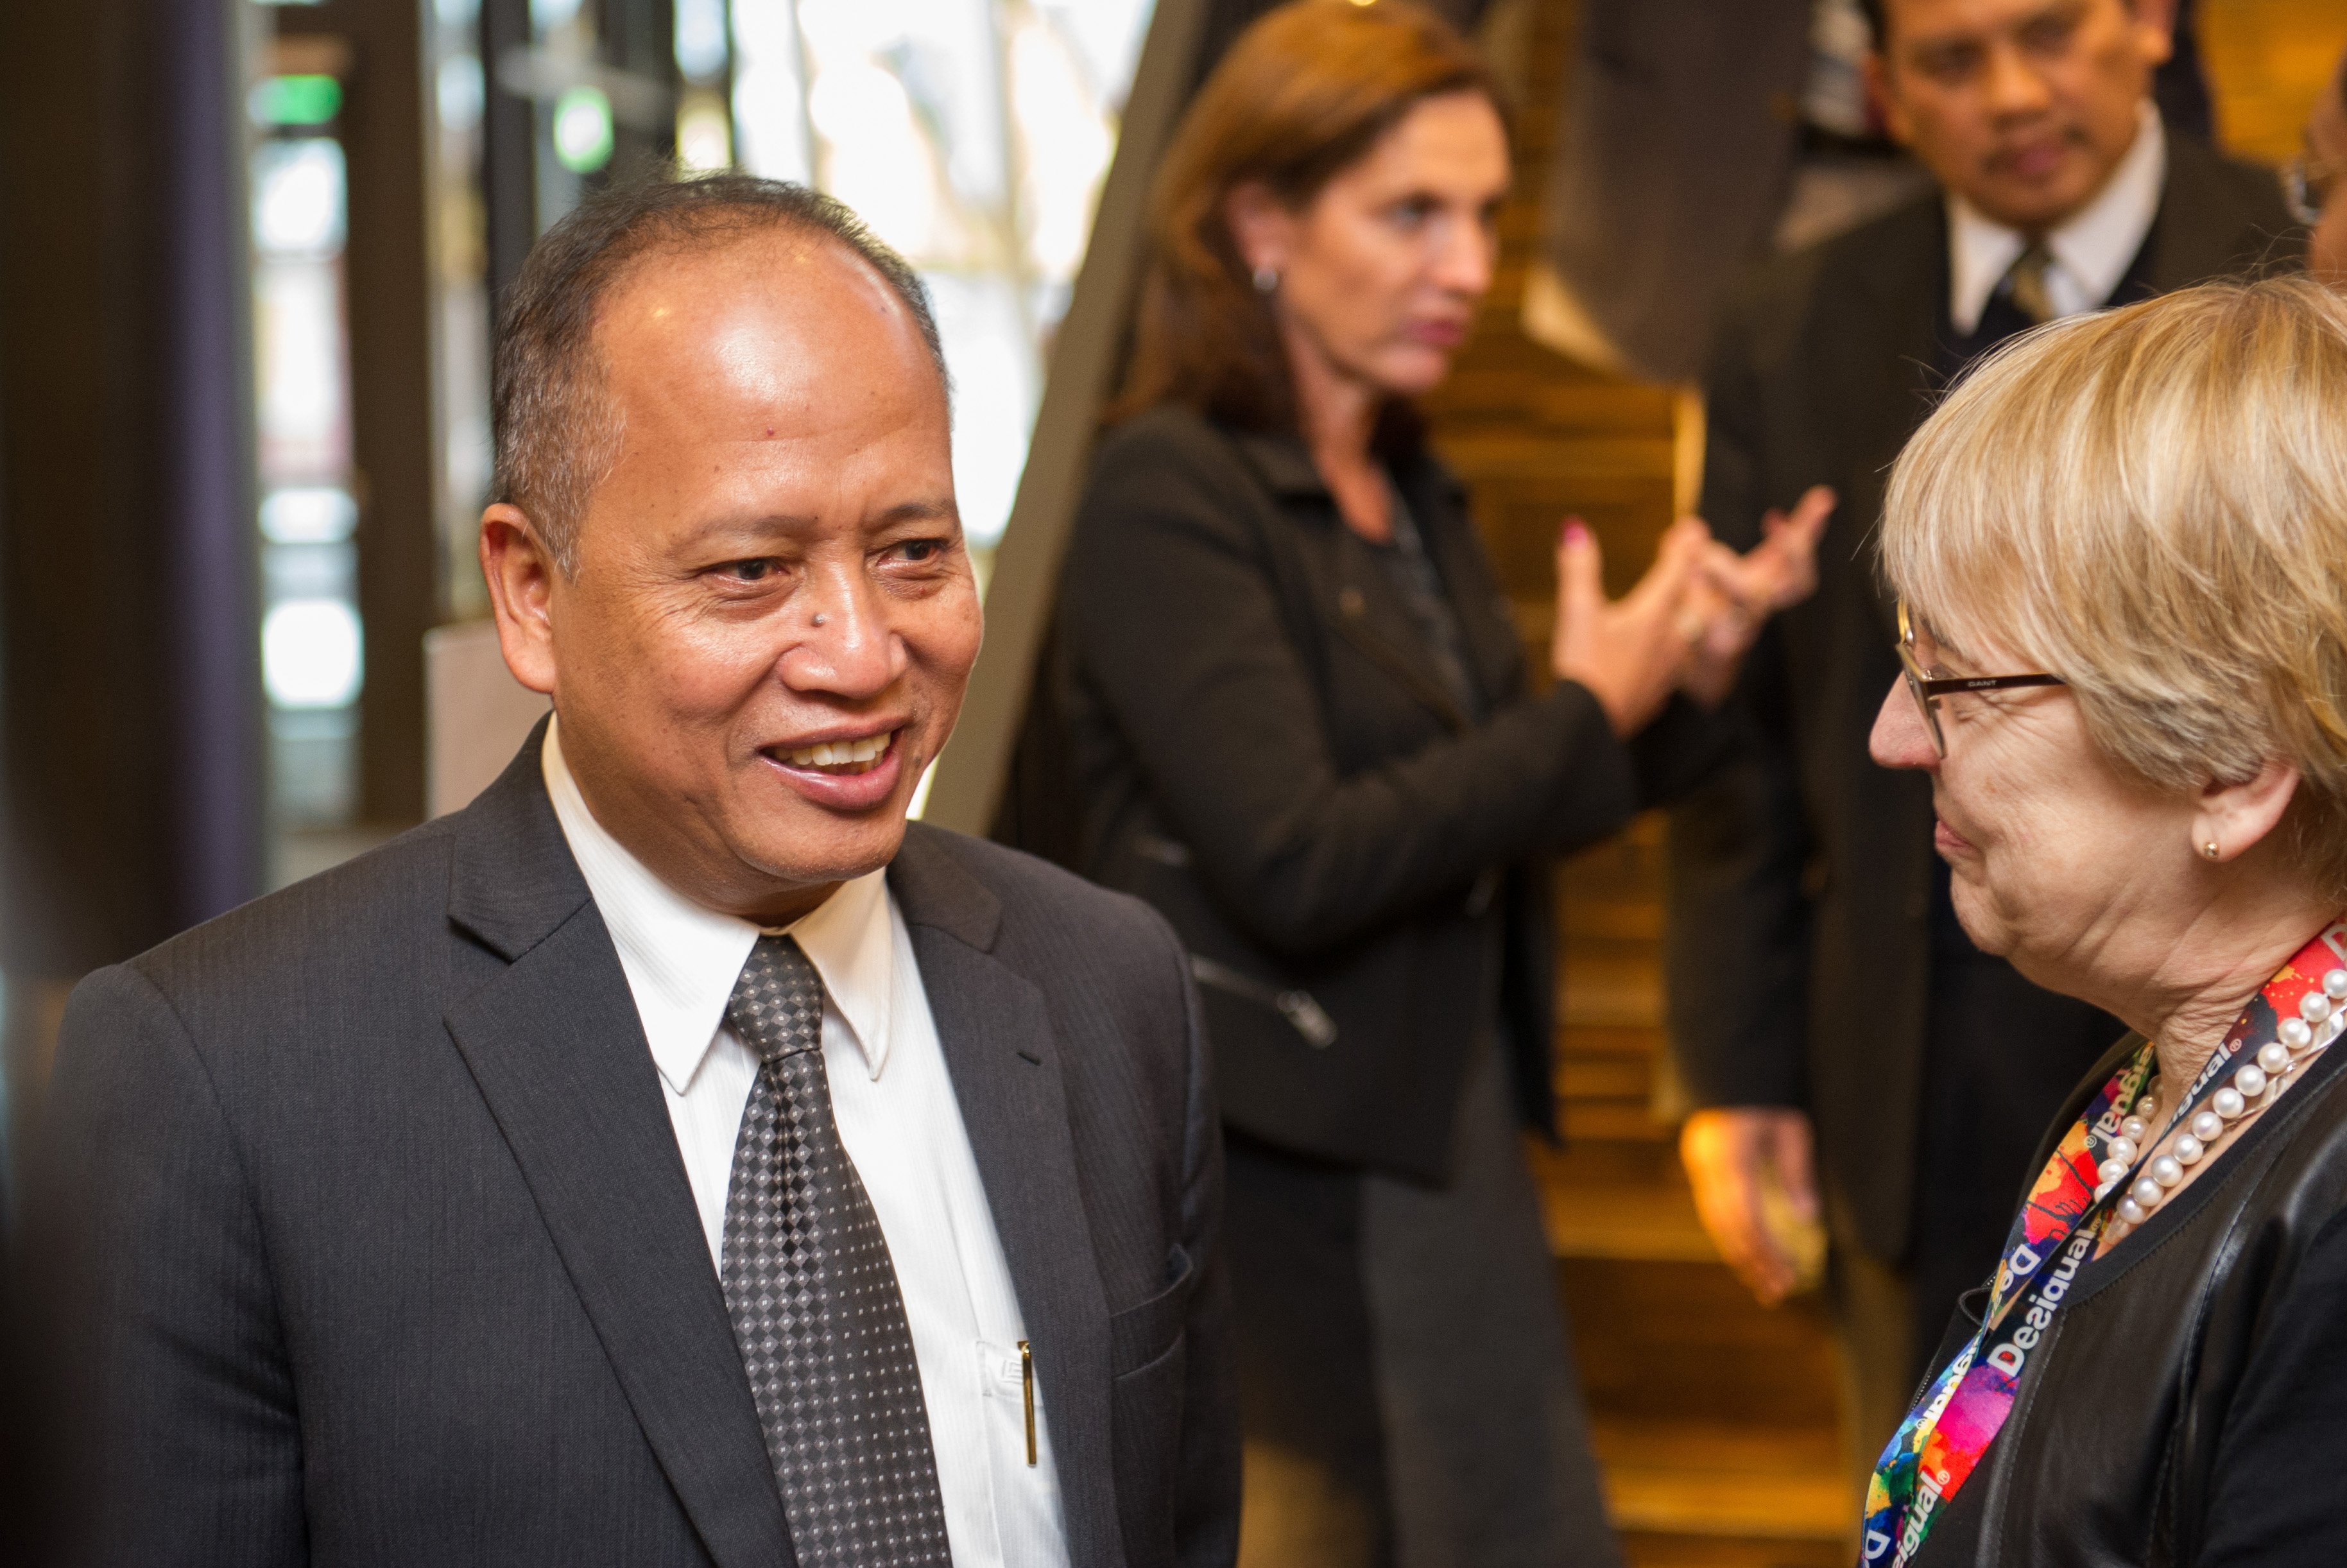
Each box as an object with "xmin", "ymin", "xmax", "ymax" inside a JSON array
[{"xmin": 769, "ymin": 727, "xmax": 898, "ymax": 775}]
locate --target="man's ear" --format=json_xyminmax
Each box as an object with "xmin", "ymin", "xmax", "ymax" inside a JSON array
[
  {"xmin": 2194, "ymin": 759, "xmax": 2300, "ymax": 865},
  {"xmin": 479, "ymin": 503, "xmax": 561, "ymax": 697},
  {"xmin": 2130, "ymin": 0, "xmax": 2179, "ymax": 70}
]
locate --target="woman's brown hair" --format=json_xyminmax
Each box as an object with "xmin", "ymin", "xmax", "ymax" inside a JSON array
[{"xmin": 1116, "ymin": 0, "xmax": 1500, "ymax": 431}]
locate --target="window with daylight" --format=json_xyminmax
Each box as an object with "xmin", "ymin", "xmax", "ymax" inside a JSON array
[
  {"xmin": 726, "ymin": 0, "xmax": 1156, "ymax": 574},
  {"xmin": 459, "ymin": 0, "xmax": 1151, "ymax": 607},
  {"xmin": 250, "ymin": 67, "xmax": 365, "ymax": 827}
]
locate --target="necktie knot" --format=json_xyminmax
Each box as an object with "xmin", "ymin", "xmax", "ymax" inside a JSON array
[
  {"xmin": 726, "ymin": 935, "xmax": 826, "ymax": 1064},
  {"xmin": 2002, "ymin": 239, "xmax": 2056, "ymax": 326}
]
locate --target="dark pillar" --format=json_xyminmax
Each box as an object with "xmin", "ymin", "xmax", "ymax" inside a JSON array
[
  {"xmin": 0, "ymin": 0, "xmax": 263, "ymax": 969},
  {"xmin": 0, "ymin": 0, "xmax": 262, "ymax": 1133}
]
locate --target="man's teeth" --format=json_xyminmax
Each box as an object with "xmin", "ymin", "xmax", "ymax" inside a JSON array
[{"xmin": 782, "ymin": 732, "xmax": 893, "ymax": 771}]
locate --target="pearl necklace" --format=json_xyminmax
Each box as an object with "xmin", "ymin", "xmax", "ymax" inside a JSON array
[{"xmin": 2095, "ymin": 967, "xmax": 2347, "ymax": 1228}]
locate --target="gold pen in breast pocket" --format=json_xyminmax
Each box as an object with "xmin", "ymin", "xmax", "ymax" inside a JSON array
[{"xmin": 1019, "ymin": 1340, "xmax": 1036, "ymax": 1465}]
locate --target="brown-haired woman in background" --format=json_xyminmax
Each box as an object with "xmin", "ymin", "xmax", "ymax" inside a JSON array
[{"xmin": 1056, "ymin": 3, "xmax": 1831, "ymax": 1564}]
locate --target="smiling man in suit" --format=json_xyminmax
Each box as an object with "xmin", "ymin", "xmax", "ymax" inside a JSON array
[{"xmin": 24, "ymin": 175, "xmax": 1238, "ymax": 1568}]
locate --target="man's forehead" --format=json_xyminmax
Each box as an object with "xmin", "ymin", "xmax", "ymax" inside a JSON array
[
  {"xmin": 593, "ymin": 233, "xmax": 938, "ymax": 425},
  {"xmin": 600, "ymin": 232, "xmax": 898, "ymax": 349},
  {"xmin": 1886, "ymin": 0, "xmax": 2103, "ymax": 46}
]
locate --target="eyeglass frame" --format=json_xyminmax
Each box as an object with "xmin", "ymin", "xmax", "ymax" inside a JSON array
[
  {"xmin": 1896, "ymin": 598, "xmax": 2066, "ymax": 759},
  {"xmin": 2285, "ymin": 151, "xmax": 2338, "ymax": 228}
]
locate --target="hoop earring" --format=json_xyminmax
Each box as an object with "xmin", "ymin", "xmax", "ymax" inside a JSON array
[{"xmin": 1252, "ymin": 264, "xmax": 1278, "ymax": 295}]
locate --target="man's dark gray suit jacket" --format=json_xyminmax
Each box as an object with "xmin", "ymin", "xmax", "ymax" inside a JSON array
[{"xmin": 23, "ymin": 734, "xmax": 1240, "ymax": 1567}]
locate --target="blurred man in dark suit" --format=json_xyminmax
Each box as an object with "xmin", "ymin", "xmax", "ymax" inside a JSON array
[
  {"xmin": 1665, "ymin": 0, "xmax": 2299, "ymax": 1473},
  {"xmin": 19, "ymin": 175, "xmax": 1239, "ymax": 1568},
  {"xmin": 1533, "ymin": 0, "xmax": 2214, "ymax": 384}
]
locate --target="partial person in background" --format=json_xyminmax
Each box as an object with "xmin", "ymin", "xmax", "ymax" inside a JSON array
[
  {"xmin": 1665, "ymin": 0, "xmax": 2301, "ymax": 1482},
  {"xmin": 1056, "ymin": 5, "xmax": 1827, "ymax": 1566},
  {"xmin": 2301, "ymin": 44, "xmax": 2347, "ymax": 283},
  {"xmin": 1862, "ymin": 275, "xmax": 2347, "ymax": 1566},
  {"xmin": 1531, "ymin": 0, "xmax": 2210, "ymax": 383}
]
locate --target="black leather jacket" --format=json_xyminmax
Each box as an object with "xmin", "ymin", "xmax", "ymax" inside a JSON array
[
  {"xmin": 1914, "ymin": 1023, "xmax": 2347, "ymax": 1565},
  {"xmin": 1057, "ymin": 406, "xmax": 1721, "ymax": 1182}
]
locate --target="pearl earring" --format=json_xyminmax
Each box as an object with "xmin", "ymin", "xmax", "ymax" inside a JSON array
[
  {"xmin": 2203, "ymin": 840, "xmax": 2221, "ymax": 859},
  {"xmin": 1252, "ymin": 264, "xmax": 1279, "ymax": 295}
]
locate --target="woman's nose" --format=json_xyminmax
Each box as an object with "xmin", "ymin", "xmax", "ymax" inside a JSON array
[
  {"xmin": 1870, "ymin": 677, "xmax": 1937, "ymax": 770},
  {"xmin": 1433, "ymin": 220, "xmax": 1495, "ymax": 298}
]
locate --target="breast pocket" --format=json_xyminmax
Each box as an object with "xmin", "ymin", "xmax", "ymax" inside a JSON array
[{"xmin": 1110, "ymin": 1244, "xmax": 1194, "ymax": 1377}]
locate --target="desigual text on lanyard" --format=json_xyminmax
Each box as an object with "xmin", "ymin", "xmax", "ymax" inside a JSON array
[{"xmin": 1860, "ymin": 922, "xmax": 2347, "ymax": 1567}]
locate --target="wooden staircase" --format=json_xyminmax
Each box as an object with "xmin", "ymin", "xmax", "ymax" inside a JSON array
[
  {"xmin": 1420, "ymin": 4, "xmax": 1850, "ymax": 1560},
  {"xmin": 1545, "ymin": 823, "xmax": 1848, "ymax": 1567}
]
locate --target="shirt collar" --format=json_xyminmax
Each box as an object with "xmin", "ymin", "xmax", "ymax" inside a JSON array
[
  {"xmin": 541, "ymin": 716, "xmax": 898, "ymax": 1093},
  {"xmin": 759, "ymin": 863, "xmax": 895, "ymax": 1081},
  {"xmin": 1947, "ymin": 99, "xmax": 2166, "ymax": 334}
]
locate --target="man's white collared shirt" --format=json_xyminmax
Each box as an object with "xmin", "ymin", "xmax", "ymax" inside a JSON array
[
  {"xmin": 1947, "ymin": 99, "xmax": 2167, "ymax": 334},
  {"xmin": 541, "ymin": 719, "xmax": 1070, "ymax": 1568}
]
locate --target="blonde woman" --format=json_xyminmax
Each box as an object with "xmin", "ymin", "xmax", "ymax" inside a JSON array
[{"xmin": 1859, "ymin": 275, "xmax": 2347, "ymax": 1562}]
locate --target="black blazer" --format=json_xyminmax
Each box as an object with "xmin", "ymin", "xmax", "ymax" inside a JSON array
[
  {"xmin": 1908, "ymin": 1024, "xmax": 2347, "ymax": 1565},
  {"xmin": 1059, "ymin": 405, "xmax": 1717, "ymax": 1182},
  {"xmin": 1664, "ymin": 132, "xmax": 2303, "ymax": 1258},
  {"xmin": 18, "ymin": 732, "xmax": 1240, "ymax": 1568}
]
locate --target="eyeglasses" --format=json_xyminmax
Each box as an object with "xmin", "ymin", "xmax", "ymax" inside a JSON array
[
  {"xmin": 1896, "ymin": 598, "xmax": 2066, "ymax": 758},
  {"xmin": 2285, "ymin": 152, "xmax": 2339, "ymax": 227}
]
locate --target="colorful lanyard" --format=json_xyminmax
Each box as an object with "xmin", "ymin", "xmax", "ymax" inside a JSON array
[{"xmin": 1860, "ymin": 922, "xmax": 2347, "ymax": 1566}]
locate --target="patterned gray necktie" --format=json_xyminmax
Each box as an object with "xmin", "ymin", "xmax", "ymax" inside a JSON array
[{"xmin": 719, "ymin": 935, "xmax": 952, "ymax": 1567}]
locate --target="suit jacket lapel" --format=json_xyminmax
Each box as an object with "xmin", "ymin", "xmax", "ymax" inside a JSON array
[
  {"xmin": 443, "ymin": 733, "xmax": 795, "ymax": 1568},
  {"xmin": 1228, "ymin": 426, "xmax": 1479, "ymax": 732},
  {"xmin": 1404, "ymin": 452, "xmax": 1526, "ymax": 708},
  {"xmin": 889, "ymin": 828, "xmax": 1121, "ymax": 1568},
  {"xmin": 2136, "ymin": 131, "xmax": 2302, "ymax": 296},
  {"xmin": 1841, "ymin": 198, "xmax": 1948, "ymax": 644}
]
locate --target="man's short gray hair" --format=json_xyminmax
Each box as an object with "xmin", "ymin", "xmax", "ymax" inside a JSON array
[{"xmin": 490, "ymin": 172, "xmax": 949, "ymax": 574}]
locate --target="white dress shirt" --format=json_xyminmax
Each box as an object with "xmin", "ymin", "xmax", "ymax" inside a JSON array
[
  {"xmin": 542, "ymin": 718, "xmax": 1070, "ymax": 1568},
  {"xmin": 1948, "ymin": 99, "xmax": 2166, "ymax": 334}
]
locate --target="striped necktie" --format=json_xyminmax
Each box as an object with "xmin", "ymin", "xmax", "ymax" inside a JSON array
[{"xmin": 2002, "ymin": 238, "xmax": 2056, "ymax": 326}]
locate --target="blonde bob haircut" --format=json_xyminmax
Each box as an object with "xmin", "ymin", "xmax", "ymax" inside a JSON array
[{"xmin": 1880, "ymin": 275, "xmax": 2347, "ymax": 902}]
